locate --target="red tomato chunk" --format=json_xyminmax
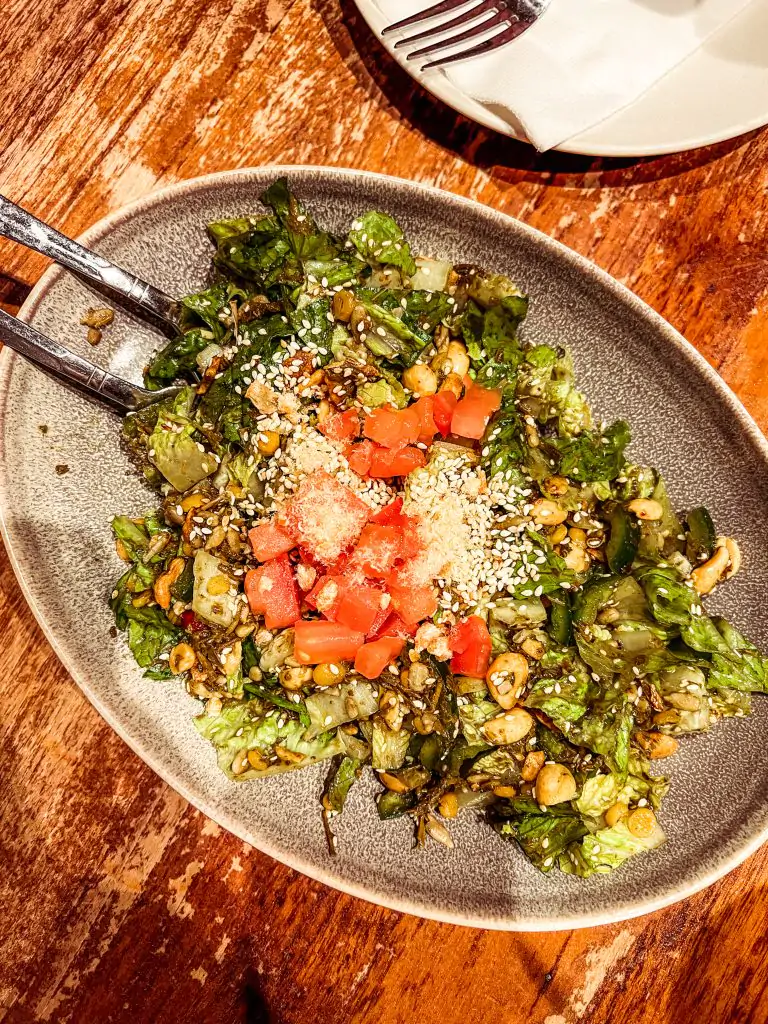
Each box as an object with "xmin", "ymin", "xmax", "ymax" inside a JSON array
[
  {"xmin": 449, "ymin": 615, "xmax": 492, "ymax": 677},
  {"xmin": 347, "ymin": 439, "xmax": 375, "ymax": 477},
  {"xmin": 450, "ymin": 380, "xmax": 501, "ymax": 440},
  {"xmin": 244, "ymin": 554, "xmax": 301, "ymax": 630},
  {"xmin": 363, "ymin": 405, "xmax": 420, "ymax": 450},
  {"xmin": 354, "ymin": 637, "xmax": 405, "ymax": 679},
  {"xmin": 281, "ymin": 470, "xmax": 370, "ymax": 564},
  {"xmin": 432, "ymin": 391, "xmax": 458, "ymax": 436},
  {"xmin": 353, "ymin": 523, "xmax": 403, "ymax": 577},
  {"xmin": 248, "ymin": 522, "xmax": 296, "ymax": 562},
  {"xmin": 334, "ymin": 582, "xmax": 385, "ymax": 634},
  {"xmin": 368, "ymin": 445, "xmax": 426, "ymax": 478},
  {"xmin": 368, "ymin": 611, "xmax": 418, "ymax": 641},
  {"xmin": 371, "ymin": 497, "xmax": 403, "ymax": 525},
  {"xmin": 318, "ymin": 408, "xmax": 360, "ymax": 442},
  {"xmin": 389, "ymin": 583, "xmax": 438, "ymax": 625},
  {"xmin": 294, "ymin": 620, "xmax": 365, "ymax": 665}
]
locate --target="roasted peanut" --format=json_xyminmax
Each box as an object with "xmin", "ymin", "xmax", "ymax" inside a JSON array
[
  {"xmin": 169, "ymin": 642, "xmax": 196, "ymax": 675},
  {"xmin": 521, "ymin": 637, "xmax": 546, "ymax": 660},
  {"xmin": 531, "ymin": 499, "xmax": 567, "ymax": 526},
  {"xmin": 520, "ymin": 750, "xmax": 546, "ymax": 782},
  {"xmin": 717, "ymin": 536, "xmax": 742, "ymax": 579},
  {"xmin": 636, "ymin": 731, "xmax": 679, "ymax": 759},
  {"xmin": 153, "ymin": 557, "xmax": 186, "ymax": 609},
  {"xmin": 535, "ymin": 763, "xmax": 577, "ymax": 806},
  {"xmin": 482, "ymin": 708, "xmax": 534, "ymax": 745},
  {"xmin": 402, "ymin": 364, "xmax": 438, "ymax": 397},
  {"xmin": 691, "ymin": 544, "xmax": 730, "ymax": 595},
  {"xmin": 280, "ymin": 666, "xmax": 313, "ymax": 690},
  {"xmin": 486, "ymin": 652, "xmax": 529, "ymax": 710},
  {"xmin": 626, "ymin": 498, "xmax": 664, "ymax": 521},
  {"xmin": 439, "ymin": 372, "xmax": 464, "ymax": 399}
]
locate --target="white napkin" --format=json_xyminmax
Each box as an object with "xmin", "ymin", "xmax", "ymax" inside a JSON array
[{"xmin": 375, "ymin": 0, "xmax": 758, "ymax": 151}]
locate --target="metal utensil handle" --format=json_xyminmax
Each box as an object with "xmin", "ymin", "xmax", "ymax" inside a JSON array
[
  {"xmin": 0, "ymin": 194, "xmax": 179, "ymax": 335},
  {"xmin": 0, "ymin": 308, "xmax": 140, "ymax": 412}
]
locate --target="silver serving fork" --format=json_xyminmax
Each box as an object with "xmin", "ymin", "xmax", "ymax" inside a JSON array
[{"xmin": 383, "ymin": 0, "xmax": 552, "ymax": 70}]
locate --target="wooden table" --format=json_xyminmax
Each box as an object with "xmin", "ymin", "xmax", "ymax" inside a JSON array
[{"xmin": 2, "ymin": 2, "xmax": 768, "ymax": 1021}]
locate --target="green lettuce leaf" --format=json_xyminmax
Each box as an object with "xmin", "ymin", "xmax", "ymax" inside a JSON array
[
  {"xmin": 260, "ymin": 178, "xmax": 338, "ymax": 260},
  {"xmin": 322, "ymin": 755, "xmax": 363, "ymax": 814},
  {"xmin": 146, "ymin": 328, "xmax": 218, "ymax": 387},
  {"xmin": 569, "ymin": 699, "xmax": 634, "ymax": 778},
  {"xmin": 194, "ymin": 701, "xmax": 343, "ymax": 779},
  {"xmin": 349, "ymin": 211, "xmax": 416, "ymax": 276},
  {"xmin": 550, "ymin": 420, "xmax": 630, "ymax": 484},
  {"xmin": 289, "ymin": 297, "xmax": 333, "ymax": 348},
  {"xmin": 524, "ymin": 669, "xmax": 592, "ymax": 727},
  {"xmin": 560, "ymin": 820, "xmax": 665, "ymax": 877},
  {"xmin": 458, "ymin": 696, "xmax": 498, "ymax": 745},
  {"xmin": 708, "ymin": 618, "xmax": 768, "ymax": 693},
  {"xmin": 493, "ymin": 801, "xmax": 588, "ymax": 872}
]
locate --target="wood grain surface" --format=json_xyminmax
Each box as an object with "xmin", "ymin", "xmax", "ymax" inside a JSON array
[{"xmin": 2, "ymin": 2, "xmax": 768, "ymax": 1021}]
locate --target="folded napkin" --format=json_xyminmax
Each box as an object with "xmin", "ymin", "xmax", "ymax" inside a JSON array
[{"xmin": 375, "ymin": 0, "xmax": 758, "ymax": 151}]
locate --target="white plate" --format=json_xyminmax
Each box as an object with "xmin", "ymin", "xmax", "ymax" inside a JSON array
[{"xmin": 354, "ymin": 0, "xmax": 768, "ymax": 156}]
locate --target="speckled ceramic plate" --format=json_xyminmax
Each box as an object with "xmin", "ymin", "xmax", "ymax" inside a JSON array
[{"xmin": 2, "ymin": 167, "xmax": 768, "ymax": 931}]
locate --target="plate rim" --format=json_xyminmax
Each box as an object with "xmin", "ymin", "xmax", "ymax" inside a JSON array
[
  {"xmin": 2, "ymin": 164, "xmax": 768, "ymax": 931},
  {"xmin": 351, "ymin": 0, "xmax": 768, "ymax": 157}
]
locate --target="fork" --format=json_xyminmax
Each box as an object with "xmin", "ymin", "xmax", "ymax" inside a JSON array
[{"xmin": 382, "ymin": 0, "xmax": 551, "ymax": 70}]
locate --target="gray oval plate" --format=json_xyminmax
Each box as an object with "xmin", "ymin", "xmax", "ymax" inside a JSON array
[{"xmin": 2, "ymin": 167, "xmax": 768, "ymax": 931}]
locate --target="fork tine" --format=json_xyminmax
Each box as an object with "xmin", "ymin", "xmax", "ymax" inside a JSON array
[
  {"xmin": 421, "ymin": 17, "xmax": 528, "ymax": 69},
  {"xmin": 405, "ymin": 9, "xmax": 507, "ymax": 60},
  {"xmin": 382, "ymin": 0, "xmax": 477, "ymax": 35},
  {"xmin": 393, "ymin": 0, "xmax": 496, "ymax": 49}
]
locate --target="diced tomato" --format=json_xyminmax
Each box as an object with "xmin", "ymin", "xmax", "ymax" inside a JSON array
[
  {"xmin": 294, "ymin": 620, "xmax": 365, "ymax": 665},
  {"xmin": 180, "ymin": 610, "xmax": 205, "ymax": 633},
  {"xmin": 335, "ymin": 582, "xmax": 386, "ymax": 633},
  {"xmin": 318, "ymin": 408, "xmax": 360, "ymax": 442},
  {"xmin": 371, "ymin": 497, "xmax": 403, "ymax": 525},
  {"xmin": 380, "ymin": 515, "xmax": 422, "ymax": 564},
  {"xmin": 248, "ymin": 522, "xmax": 296, "ymax": 562},
  {"xmin": 347, "ymin": 440, "xmax": 375, "ymax": 477},
  {"xmin": 413, "ymin": 396, "xmax": 439, "ymax": 444},
  {"xmin": 396, "ymin": 515, "xmax": 423, "ymax": 559},
  {"xmin": 282, "ymin": 470, "xmax": 370, "ymax": 564},
  {"xmin": 352, "ymin": 523, "xmax": 403, "ymax": 577},
  {"xmin": 450, "ymin": 380, "xmax": 501, "ymax": 440},
  {"xmin": 365, "ymin": 602, "xmax": 392, "ymax": 639},
  {"xmin": 354, "ymin": 637, "xmax": 405, "ymax": 679},
  {"xmin": 245, "ymin": 554, "xmax": 301, "ymax": 630},
  {"xmin": 363, "ymin": 405, "xmax": 421, "ymax": 450},
  {"xmin": 368, "ymin": 445, "xmax": 427, "ymax": 478},
  {"xmin": 304, "ymin": 574, "xmax": 343, "ymax": 617},
  {"xmin": 448, "ymin": 615, "xmax": 492, "ymax": 677},
  {"xmin": 389, "ymin": 583, "xmax": 438, "ymax": 625},
  {"xmin": 433, "ymin": 391, "xmax": 458, "ymax": 436},
  {"xmin": 369, "ymin": 611, "xmax": 419, "ymax": 641}
]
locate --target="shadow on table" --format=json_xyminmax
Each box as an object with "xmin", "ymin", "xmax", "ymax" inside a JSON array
[
  {"xmin": 313, "ymin": 0, "xmax": 763, "ymax": 192},
  {"xmin": 240, "ymin": 973, "xmax": 272, "ymax": 1024}
]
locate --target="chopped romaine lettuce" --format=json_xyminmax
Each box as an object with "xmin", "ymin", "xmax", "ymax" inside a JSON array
[
  {"xmin": 349, "ymin": 211, "xmax": 416, "ymax": 276},
  {"xmin": 195, "ymin": 701, "xmax": 343, "ymax": 779}
]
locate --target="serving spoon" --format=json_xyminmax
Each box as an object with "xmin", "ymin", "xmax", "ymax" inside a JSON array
[{"xmin": 0, "ymin": 195, "xmax": 183, "ymax": 413}]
